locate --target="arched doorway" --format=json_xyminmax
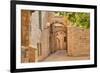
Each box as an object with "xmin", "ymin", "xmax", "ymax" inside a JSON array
[
  {"xmin": 55, "ymin": 31, "xmax": 66, "ymax": 50},
  {"xmin": 49, "ymin": 22, "xmax": 67, "ymax": 54}
]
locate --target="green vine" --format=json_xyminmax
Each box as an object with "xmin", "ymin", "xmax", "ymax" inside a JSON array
[{"xmin": 54, "ymin": 12, "xmax": 90, "ymax": 29}]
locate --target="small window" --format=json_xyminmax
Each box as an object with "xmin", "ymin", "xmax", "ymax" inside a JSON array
[
  {"xmin": 37, "ymin": 43, "xmax": 42, "ymax": 56},
  {"xmin": 64, "ymin": 37, "xmax": 66, "ymax": 42}
]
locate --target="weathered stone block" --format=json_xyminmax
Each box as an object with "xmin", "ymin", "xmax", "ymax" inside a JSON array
[{"xmin": 67, "ymin": 26, "xmax": 90, "ymax": 56}]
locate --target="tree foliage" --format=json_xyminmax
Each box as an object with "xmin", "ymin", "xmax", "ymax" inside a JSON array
[{"xmin": 54, "ymin": 12, "xmax": 90, "ymax": 29}]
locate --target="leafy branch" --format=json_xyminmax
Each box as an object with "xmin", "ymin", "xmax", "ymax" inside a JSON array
[{"xmin": 54, "ymin": 12, "xmax": 90, "ymax": 29}]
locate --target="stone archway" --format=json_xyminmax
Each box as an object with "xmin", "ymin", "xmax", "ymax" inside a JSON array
[
  {"xmin": 55, "ymin": 31, "xmax": 66, "ymax": 50},
  {"xmin": 49, "ymin": 22, "xmax": 67, "ymax": 54}
]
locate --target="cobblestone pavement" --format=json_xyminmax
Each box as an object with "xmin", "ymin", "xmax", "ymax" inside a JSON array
[{"xmin": 43, "ymin": 50, "xmax": 90, "ymax": 62}]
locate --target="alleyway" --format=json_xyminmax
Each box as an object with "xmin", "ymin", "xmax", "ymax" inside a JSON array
[{"xmin": 43, "ymin": 50, "xmax": 90, "ymax": 62}]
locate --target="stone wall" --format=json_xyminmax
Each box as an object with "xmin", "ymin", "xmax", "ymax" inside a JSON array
[
  {"xmin": 67, "ymin": 26, "xmax": 90, "ymax": 56},
  {"xmin": 21, "ymin": 46, "xmax": 35, "ymax": 63},
  {"xmin": 29, "ymin": 11, "xmax": 41, "ymax": 48},
  {"xmin": 21, "ymin": 10, "xmax": 31, "ymax": 46},
  {"xmin": 21, "ymin": 10, "xmax": 35, "ymax": 63},
  {"xmin": 38, "ymin": 12, "xmax": 50, "ymax": 61},
  {"xmin": 38, "ymin": 28, "xmax": 50, "ymax": 61}
]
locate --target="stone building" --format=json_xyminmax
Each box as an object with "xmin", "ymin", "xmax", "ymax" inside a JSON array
[{"xmin": 21, "ymin": 10, "xmax": 90, "ymax": 63}]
